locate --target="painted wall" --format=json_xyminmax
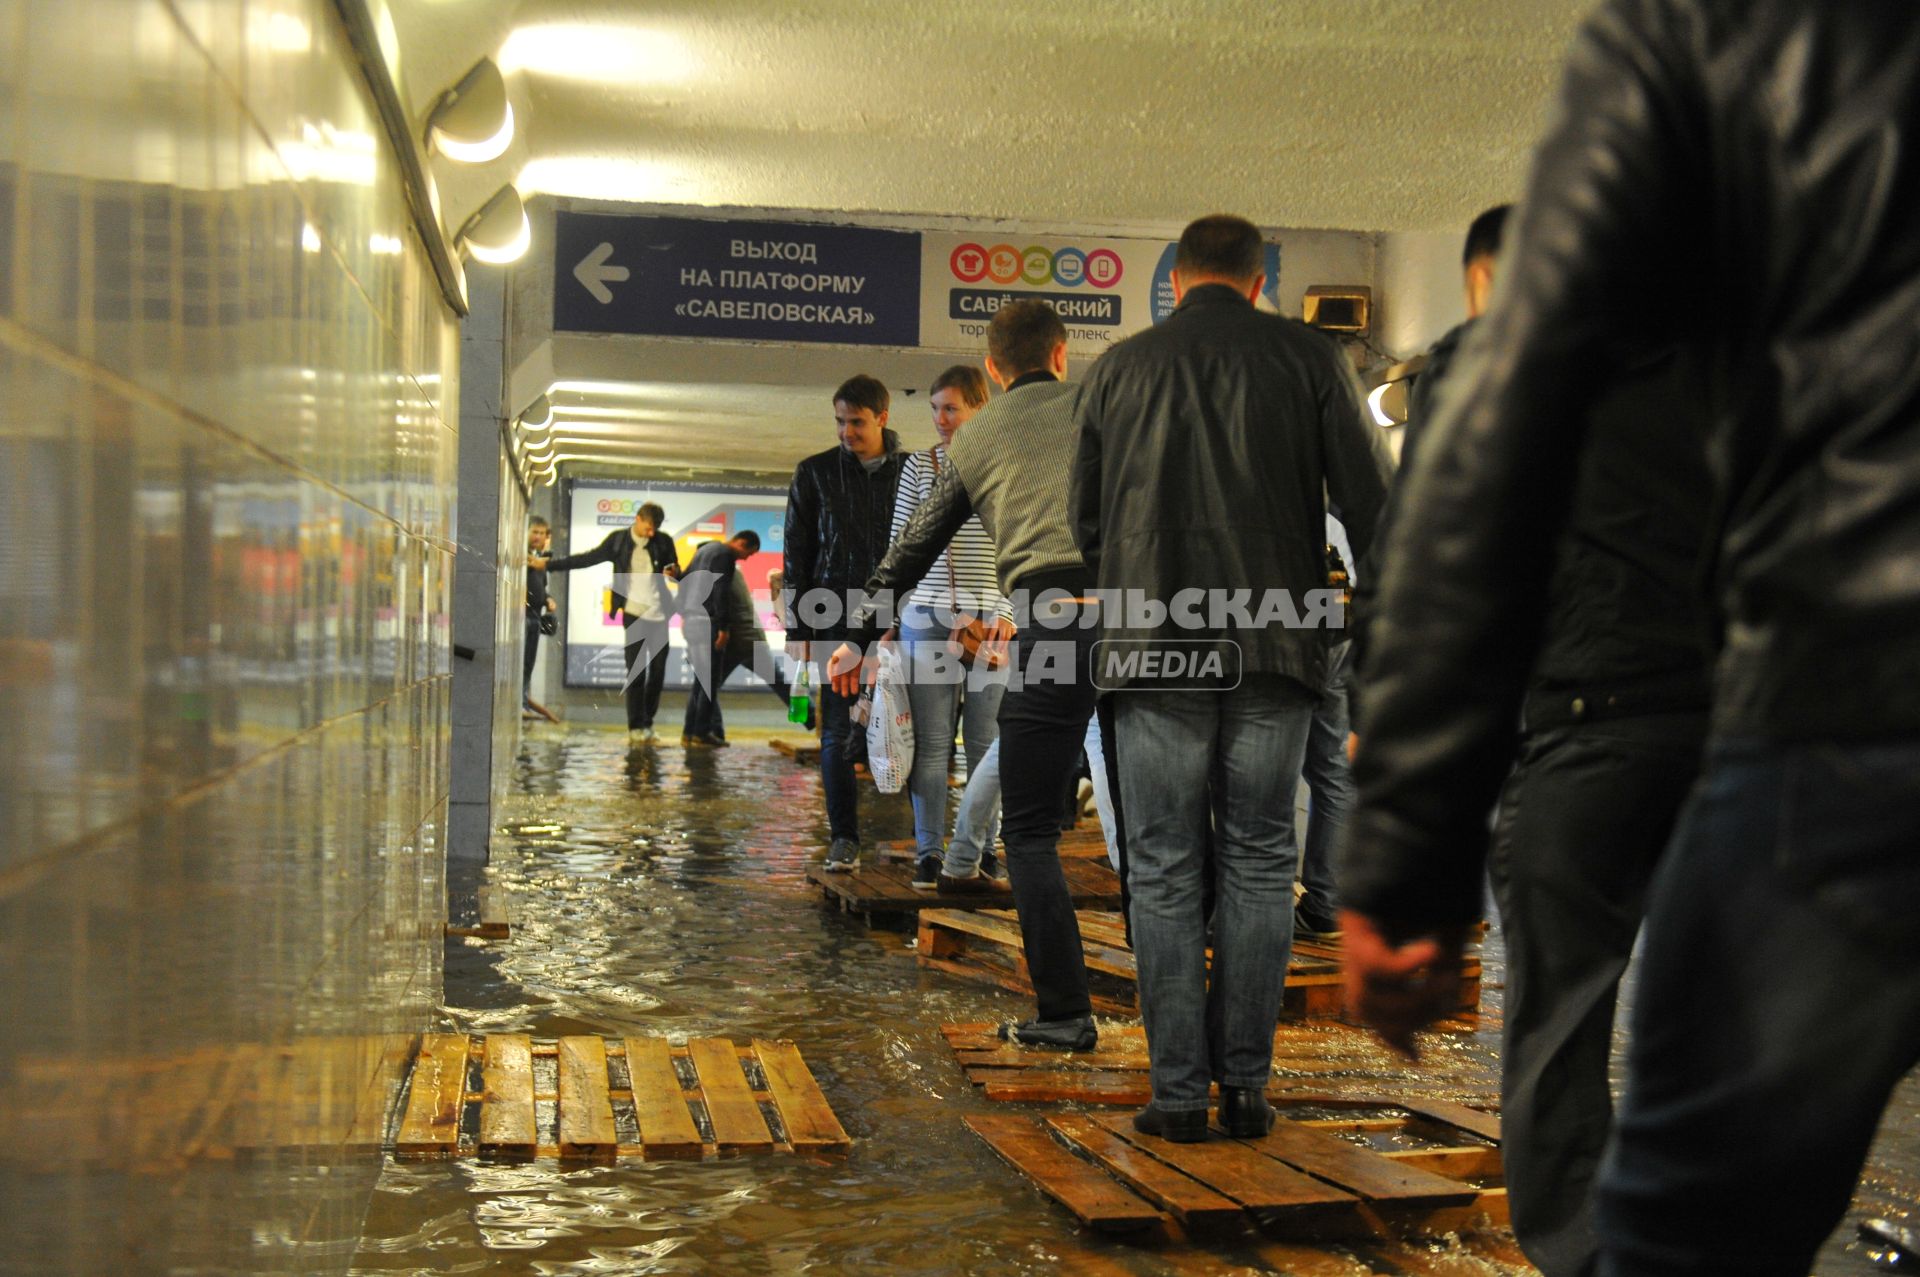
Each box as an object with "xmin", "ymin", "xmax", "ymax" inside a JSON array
[
  {"xmin": 0, "ymin": 1, "xmax": 459, "ymax": 1271},
  {"xmin": 1375, "ymin": 230, "xmax": 1469, "ymax": 360}
]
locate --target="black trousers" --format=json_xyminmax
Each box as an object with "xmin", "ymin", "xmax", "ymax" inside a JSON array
[
  {"xmin": 1486, "ymin": 709, "xmax": 1707, "ymax": 1277},
  {"xmin": 997, "ymin": 618, "xmax": 1103, "ymax": 1022},
  {"xmin": 620, "ymin": 613, "xmax": 670, "ymax": 730},
  {"xmin": 685, "ymin": 643, "xmax": 792, "ymax": 740},
  {"xmin": 522, "ymin": 615, "xmax": 541, "ymax": 699}
]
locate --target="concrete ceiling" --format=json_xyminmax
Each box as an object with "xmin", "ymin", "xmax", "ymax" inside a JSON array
[{"xmin": 390, "ymin": 0, "xmax": 1597, "ymax": 476}]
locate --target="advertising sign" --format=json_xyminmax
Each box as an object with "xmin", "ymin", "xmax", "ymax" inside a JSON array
[
  {"xmin": 558, "ymin": 477, "xmax": 789, "ymax": 690},
  {"xmin": 918, "ymin": 232, "xmax": 1282, "ymax": 357},
  {"xmin": 553, "ymin": 212, "xmax": 923, "ymax": 347}
]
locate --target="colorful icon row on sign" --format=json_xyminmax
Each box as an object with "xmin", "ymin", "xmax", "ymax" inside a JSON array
[{"xmin": 948, "ymin": 243, "xmax": 1125, "ymax": 289}]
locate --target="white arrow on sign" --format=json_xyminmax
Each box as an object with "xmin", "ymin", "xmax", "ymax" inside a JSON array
[{"xmin": 573, "ymin": 241, "xmax": 630, "ymax": 304}]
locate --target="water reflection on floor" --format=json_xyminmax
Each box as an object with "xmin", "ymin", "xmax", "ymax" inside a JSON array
[{"xmin": 352, "ymin": 724, "xmax": 1920, "ymax": 1276}]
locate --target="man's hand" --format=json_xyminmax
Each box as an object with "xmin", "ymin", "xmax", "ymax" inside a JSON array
[
  {"xmin": 715, "ymin": 629, "xmax": 729, "ymax": 650},
  {"xmin": 1341, "ymin": 910, "xmax": 1466, "ymax": 1060},
  {"xmin": 544, "ymin": 598, "xmax": 557, "ymax": 612},
  {"xmin": 827, "ymin": 642, "xmax": 875, "ymax": 696},
  {"xmin": 979, "ymin": 617, "xmax": 1017, "ymax": 670},
  {"xmin": 1346, "ymin": 731, "xmax": 1359, "ymax": 763}
]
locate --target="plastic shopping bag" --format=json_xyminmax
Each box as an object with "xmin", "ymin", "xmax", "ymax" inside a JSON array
[{"xmin": 864, "ymin": 644, "xmax": 915, "ymax": 794}]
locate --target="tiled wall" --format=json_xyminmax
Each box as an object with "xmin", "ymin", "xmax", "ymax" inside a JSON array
[{"xmin": 0, "ymin": 1, "xmax": 458, "ymax": 1272}]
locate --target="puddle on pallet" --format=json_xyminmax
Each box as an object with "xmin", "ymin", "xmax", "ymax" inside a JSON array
[{"xmin": 350, "ymin": 723, "xmax": 1920, "ymax": 1276}]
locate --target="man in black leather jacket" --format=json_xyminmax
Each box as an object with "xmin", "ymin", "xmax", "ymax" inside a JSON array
[
  {"xmin": 782, "ymin": 374, "xmax": 904, "ymax": 868},
  {"xmin": 1343, "ymin": 3, "xmax": 1920, "ymax": 1273}
]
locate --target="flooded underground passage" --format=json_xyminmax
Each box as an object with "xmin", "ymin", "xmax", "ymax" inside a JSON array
[{"xmin": 11, "ymin": 2, "xmax": 1920, "ymax": 1274}]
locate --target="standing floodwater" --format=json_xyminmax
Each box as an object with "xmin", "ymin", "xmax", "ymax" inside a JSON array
[{"xmin": 351, "ymin": 726, "xmax": 1920, "ymax": 1276}]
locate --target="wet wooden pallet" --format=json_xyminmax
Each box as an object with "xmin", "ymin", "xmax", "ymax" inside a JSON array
[
  {"xmin": 941, "ymin": 1021, "xmax": 1502, "ymax": 1120},
  {"xmin": 394, "ymin": 1034, "xmax": 850, "ymax": 1161},
  {"xmin": 445, "ymin": 884, "xmax": 512, "ymax": 940},
  {"xmin": 875, "ymin": 823, "xmax": 1112, "ymax": 863},
  {"xmin": 967, "ymin": 1104, "xmax": 1505, "ymax": 1239},
  {"xmin": 807, "ymin": 856, "xmax": 1123, "ymax": 917},
  {"xmin": 918, "ymin": 909, "xmax": 1479, "ymax": 1020},
  {"xmin": 769, "ymin": 737, "xmax": 820, "ymax": 765}
]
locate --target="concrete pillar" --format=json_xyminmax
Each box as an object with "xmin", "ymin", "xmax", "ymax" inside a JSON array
[{"xmin": 449, "ymin": 270, "xmax": 509, "ymax": 916}]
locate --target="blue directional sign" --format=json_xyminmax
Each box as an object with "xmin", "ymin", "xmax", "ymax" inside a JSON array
[{"xmin": 553, "ymin": 212, "xmax": 923, "ymax": 347}]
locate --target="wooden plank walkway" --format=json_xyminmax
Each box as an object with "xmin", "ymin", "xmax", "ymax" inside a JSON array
[
  {"xmin": 919, "ymin": 908, "xmax": 1480, "ymax": 1020},
  {"xmin": 394, "ymin": 1034, "xmax": 850, "ymax": 1161},
  {"xmin": 940, "ymin": 1021, "xmax": 1502, "ymax": 1121},
  {"xmin": 769, "ymin": 737, "xmax": 820, "ymax": 766},
  {"xmin": 874, "ymin": 823, "xmax": 1112, "ymax": 863},
  {"xmin": 807, "ymin": 857, "xmax": 1122, "ymax": 918},
  {"xmin": 968, "ymin": 1107, "xmax": 1505, "ymax": 1239},
  {"xmin": 446, "ymin": 884, "xmax": 512, "ymax": 939}
]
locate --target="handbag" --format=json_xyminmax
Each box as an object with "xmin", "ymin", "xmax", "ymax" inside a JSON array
[{"xmin": 929, "ymin": 446, "xmax": 996, "ymax": 668}]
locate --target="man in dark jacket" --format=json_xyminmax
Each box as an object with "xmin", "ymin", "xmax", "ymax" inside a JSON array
[
  {"xmin": 523, "ymin": 516, "xmax": 555, "ymax": 706},
  {"xmin": 1069, "ymin": 214, "xmax": 1392, "ymax": 1141},
  {"xmin": 783, "ymin": 375, "xmax": 904, "ymax": 868},
  {"xmin": 1366, "ymin": 208, "xmax": 1717, "ymax": 1277},
  {"xmin": 538, "ymin": 501, "xmax": 681, "ymax": 741},
  {"xmin": 1342, "ymin": 3, "xmax": 1920, "ymax": 1273},
  {"xmin": 679, "ymin": 530, "xmax": 760, "ymax": 746}
]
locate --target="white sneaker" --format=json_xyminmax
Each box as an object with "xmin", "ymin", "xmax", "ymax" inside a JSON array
[
  {"xmin": 643, "ymin": 727, "xmax": 658, "ymax": 741},
  {"xmin": 628, "ymin": 728, "xmax": 649, "ymax": 743}
]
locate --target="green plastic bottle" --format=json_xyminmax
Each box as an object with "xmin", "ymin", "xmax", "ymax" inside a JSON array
[{"xmin": 788, "ymin": 661, "xmax": 811, "ymax": 724}]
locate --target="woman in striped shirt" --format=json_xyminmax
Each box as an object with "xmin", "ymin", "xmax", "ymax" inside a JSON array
[{"xmin": 890, "ymin": 364, "xmax": 1013, "ymax": 889}]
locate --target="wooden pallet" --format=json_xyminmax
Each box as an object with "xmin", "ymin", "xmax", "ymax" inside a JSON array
[
  {"xmin": 446, "ymin": 885, "xmax": 512, "ymax": 940},
  {"xmin": 874, "ymin": 823, "xmax": 1112, "ymax": 863},
  {"xmin": 967, "ymin": 1104, "xmax": 1505, "ymax": 1239},
  {"xmin": 394, "ymin": 1034, "xmax": 851, "ymax": 1161},
  {"xmin": 807, "ymin": 857, "xmax": 1122, "ymax": 918},
  {"xmin": 941, "ymin": 1021, "xmax": 1502, "ymax": 1116},
  {"xmin": 769, "ymin": 737, "xmax": 820, "ymax": 765},
  {"xmin": 918, "ymin": 909, "xmax": 1479, "ymax": 1020}
]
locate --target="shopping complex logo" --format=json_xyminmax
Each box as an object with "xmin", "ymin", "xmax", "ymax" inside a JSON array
[{"xmin": 949, "ymin": 243, "xmax": 1124, "ymax": 289}]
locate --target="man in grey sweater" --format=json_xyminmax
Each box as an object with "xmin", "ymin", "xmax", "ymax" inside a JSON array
[{"xmin": 829, "ymin": 300, "xmax": 1103, "ymax": 1051}]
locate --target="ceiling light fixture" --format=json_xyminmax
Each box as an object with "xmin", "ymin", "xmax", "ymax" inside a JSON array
[
  {"xmin": 425, "ymin": 58, "xmax": 514, "ymax": 163},
  {"xmin": 454, "ymin": 185, "xmax": 530, "ymax": 264},
  {"xmin": 519, "ymin": 394, "xmax": 553, "ymax": 431},
  {"xmin": 1366, "ymin": 357, "xmax": 1426, "ymax": 428}
]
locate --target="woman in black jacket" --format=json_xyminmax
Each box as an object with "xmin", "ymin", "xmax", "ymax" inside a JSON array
[{"xmin": 538, "ymin": 501, "xmax": 682, "ymax": 740}]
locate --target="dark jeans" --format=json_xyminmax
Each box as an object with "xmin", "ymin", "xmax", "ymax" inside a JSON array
[
  {"xmin": 692, "ymin": 645, "xmax": 792, "ymax": 741},
  {"xmin": 681, "ymin": 618, "xmax": 722, "ymax": 740},
  {"xmin": 819, "ymin": 677, "xmax": 861, "ymax": 842},
  {"xmin": 621, "ymin": 614, "xmax": 670, "ymax": 730},
  {"xmin": 522, "ymin": 615, "xmax": 541, "ymax": 700},
  {"xmin": 1595, "ymin": 736, "xmax": 1920, "ymax": 1277},
  {"xmin": 997, "ymin": 619, "xmax": 1102, "ymax": 1022},
  {"xmin": 1297, "ymin": 640, "xmax": 1353, "ymax": 920},
  {"xmin": 1487, "ymin": 711, "xmax": 1706, "ymax": 1277}
]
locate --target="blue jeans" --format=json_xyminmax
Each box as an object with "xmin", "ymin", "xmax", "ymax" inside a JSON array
[
  {"xmin": 1596, "ymin": 736, "xmax": 1920, "ymax": 1276},
  {"xmin": 1297, "ymin": 641, "xmax": 1353, "ymax": 918},
  {"xmin": 818, "ymin": 677, "xmax": 861, "ymax": 842},
  {"xmin": 903, "ymin": 628, "xmax": 1007, "ymax": 861},
  {"xmin": 1116, "ymin": 678, "xmax": 1315, "ymax": 1108},
  {"xmin": 947, "ymin": 713, "xmax": 1114, "ymax": 876}
]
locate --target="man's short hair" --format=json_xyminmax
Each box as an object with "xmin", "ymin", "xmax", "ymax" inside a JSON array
[
  {"xmin": 731, "ymin": 530, "xmax": 762, "ymax": 553},
  {"xmin": 528, "ymin": 516, "xmax": 549, "ymax": 530},
  {"xmin": 637, "ymin": 501, "xmax": 666, "ymax": 526},
  {"xmin": 929, "ymin": 364, "xmax": 989, "ymax": 408},
  {"xmin": 1174, "ymin": 214, "xmax": 1263, "ymax": 282},
  {"xmin": 833, "ymin": 374, "xmax": 890, "ymax": 416},
  {"xmin": 1463, "ymin": 205, "xmax": 1514, "ymax": 267},
  {"xmin": 987, "ymin": 300, "xmax": 1067, "ymax": 378}
]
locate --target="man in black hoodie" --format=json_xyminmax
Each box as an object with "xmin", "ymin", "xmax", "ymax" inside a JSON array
[{"xmin": 782, "ymin": 374, "xmax": 904, "ymax": 869}]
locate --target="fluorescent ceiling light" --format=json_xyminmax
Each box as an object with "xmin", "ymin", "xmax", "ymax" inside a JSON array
[{"xmin": 427, "ymin": 59, "xmax": 515, "ymax": 163}]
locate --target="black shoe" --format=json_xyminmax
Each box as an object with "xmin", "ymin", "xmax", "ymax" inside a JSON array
[
  {"xmin": 1132, "ymin": 1103, "xmax": 1208, "ymax": 1143},
  {"xmin": 911, "ymin": 857, "xmax": 940, "ymax": 891},
  {"xmin": 937, "ymin": 869, "xmax": 1010, "ymax": 895},
  {"xmin": 1293, "ymin": 907, "xmax": 1343, "ymax": 941},
  {"xmin": 998, "ymin": 1016, "xmax": 1097, "ymax": 1051},
  {"xmin": 1221, "ymin": 1086, "xmax": 1274, "ymax": 1138},
  {"xmin": 978, "ymin": 851, "xmax": 1008, "ymax": 883},
  {"xmin": 824, "ymin": 838, "xmax": 859, "ymax": 872}
]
